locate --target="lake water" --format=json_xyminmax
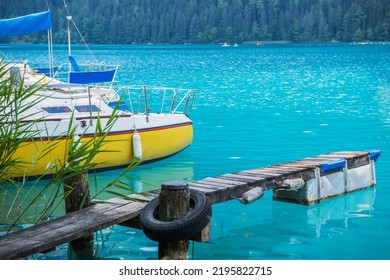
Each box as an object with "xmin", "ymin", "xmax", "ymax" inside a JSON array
[{"xmin": 1, "ymin": 43, "xmax": 390, "ymax": 260}]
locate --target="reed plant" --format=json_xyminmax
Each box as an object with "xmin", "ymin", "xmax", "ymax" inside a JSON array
[{"xmin": 0, "ymin": 60, "xmax": 141, "ymax": 233}]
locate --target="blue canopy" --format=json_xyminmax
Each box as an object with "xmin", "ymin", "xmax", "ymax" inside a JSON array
[
  {"xmin": 69, "ymin": 69, "xmax": 117, "ymax": 84},
  {"xmin": 0, "ymin": 11, "xmax": 52, "ymax": 39}
]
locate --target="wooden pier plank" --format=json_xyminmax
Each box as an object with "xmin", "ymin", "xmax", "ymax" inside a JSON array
[
  {"xmin": 0, "ymin": 201, "xmax": 145, "ymax": 259},
  {"xmin": 256, "ymin": 166, "xmax": 302, "ymax": 174},
  {"xmin": 328, "ymin": 151, "xmax": 368, "ymax": 157},
  {"xmin": 242, "ymin": 169, "xmax": 283, "ymax": 178},
  {"xmin": 265, "ymin": 165, "xmax": 306, "ymax": 172},
  {"xmin": 0, "ymin": 200, "xmax": 142, "ymax": 243},
  {"xmin": 188, "ymin": 184, "xmax": 231, "ymax": 204},
  {"xmin": 218, "ymin": 173, "xmax": 259, "ymax": 183},
  {"xmin": 202, "ymin": 177, "xmax": 248, "ymax": 186},
  {"xmin": 193, "ymin": 179, "xmax": 234, "ymax": 188},
  {"xmin": 234, "ymin": 172, "xmax": 267, "ymax": 181},
  {"xmin": 0, "ymin": 200, "xmax": 128, "ymax": 247}
]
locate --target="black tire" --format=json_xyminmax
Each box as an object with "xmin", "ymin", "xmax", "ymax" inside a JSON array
[{"xmin": 140, "ymin": 189, "xmax": 211, "ymax": 243}]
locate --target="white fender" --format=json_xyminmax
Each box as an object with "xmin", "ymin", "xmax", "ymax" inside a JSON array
[
  {"xmin": 132, "ymin": 131, "xmax": 142, "ymax": 160},
  {"xmin": 280, "ymin": 178, "xmax": 305, "ymax": 190},
  {"xmin": 239, "ymin": 187, "xmax": 264, "ymax": 204}
]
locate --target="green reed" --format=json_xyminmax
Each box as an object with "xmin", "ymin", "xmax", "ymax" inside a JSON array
[{"xmin": 0, "ymin": 60, "xmax": 141, "ymax": 232}]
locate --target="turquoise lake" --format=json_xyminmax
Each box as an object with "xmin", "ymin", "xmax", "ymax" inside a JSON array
[{"xmin": 1, "ymin": 43, "xmax": 389, "ymax": 260}]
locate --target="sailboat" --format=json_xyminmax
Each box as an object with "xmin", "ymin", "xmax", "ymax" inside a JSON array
[{"xmin": 0, "ymin": 10, "xmax": 196, "ymax": 177}]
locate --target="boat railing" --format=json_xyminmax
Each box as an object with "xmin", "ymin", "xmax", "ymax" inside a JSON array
[
  {"xmin": 115, "ymin": 85, "xmax": 196, "ymax": 116},
  {"xmin": 51, "ymin": 62, "xmax": 118, "ymax": 89}
]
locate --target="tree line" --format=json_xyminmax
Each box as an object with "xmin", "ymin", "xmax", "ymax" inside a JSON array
[{"xmin": 1, "ymin": 0, "xmax": 389, "ymax": 44}]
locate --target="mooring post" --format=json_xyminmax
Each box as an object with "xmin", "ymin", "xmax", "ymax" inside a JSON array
[
  {"xmin": 158, "ymin": 181, "xmax": 190, "ymax": 260},
  {"xmin": 63, "ymin": 171, "xmax": 94, "ymax": 259},
  {"xmin": 63, "ymin": 172, "xmax": 91, "ymax": 213}
]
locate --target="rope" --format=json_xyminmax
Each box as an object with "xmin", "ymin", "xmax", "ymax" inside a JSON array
[{"xmin": 62, "ymin": 0, "xmax": 97, "ymax": 63}]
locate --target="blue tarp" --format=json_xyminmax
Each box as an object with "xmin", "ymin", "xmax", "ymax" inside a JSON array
[
  {"xmin": 69, "ymin": 69, "xmax": 116, "ymax": 84},
  {"xmin": 68, "ymin": 55, "xmax": 81, "ymax": 72},
  {"xmin": 321, "ymin": 158, "xmax": 346, "ymax": 173},
  {"xmin": 0, "ymin": 11, "xmax": 52, "ymax": 39}
]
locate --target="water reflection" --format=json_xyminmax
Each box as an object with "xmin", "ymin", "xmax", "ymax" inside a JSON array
[
  {"xmin": 0, "ymin": 153, "xmax": 194, "ymax": 230},
  {"xmin": 90, "ymin": 153, "xmax": 194, "ymax": 198},
  {"xmin": 195, "ymin": 188, "xmax": 376, "ymax": 260},
  {"xmin": 273, "ymin": 188, "xmax": 375, "ymax": 239}
]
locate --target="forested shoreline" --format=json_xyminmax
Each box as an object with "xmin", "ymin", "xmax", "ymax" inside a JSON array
[{"xmin": 0, "ymin": 0, "xmax": 389, "ymax": 44}]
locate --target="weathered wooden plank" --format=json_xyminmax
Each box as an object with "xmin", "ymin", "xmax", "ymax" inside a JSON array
[
  {"xmin": 0, "ymin": 201, "xmax": 145, "ymax": 259},
  {"xmin": 0, "ymin": 201, "xmax": 129, "ymax": 249},
  {"xmin": 188, "ymin": 184, "xmax": 219, "ymax": 194},
  {"xmin": 188, "ymin": 184, "xmax": 231, "ymax": 204},
  {"xmin": 328, "ymin": 151, "xmax": 368, "ymax": 157},
  {"xmin": 257, "ymin": 167, "xmax": 301, "ymax": 174},
  {"xmin": 318, "ymin": 152, "xmax": 368, "ymax": 159},
  {"xmin": 188, "ymin": 181, "xmax": 228, "ymax": 191},
  {"xmin": 238, "ymin": 171, "xmax": 267, "ymax": 179},
  {"xmin": 305, "ymin": 154, "xmax": 370, "ymax": 169},
  {"xmin": 242, "ymin": 169, "xmax": 283, "ymax": 177},
  {"xmin": 316, "ymin": 154, "xmax": 351, "ymax": 159},
  {"xmin": 127, "ymin": 192, "xmax": 158, "ymax": 203},
  {"xmin": 202, "ymin": 177, "xmax": 248, "ymax": 186},
  {"xmin": 2, "ymin": 201, "xmax": 143, "ymax": 243},
  {"xmin": 282, "ymin": 161, "xmax": 321, "ymax": 168},
  {"xmin": 302, "ymin": 157, "xmax": 335, "ymax": 163},
  {"xmin": 297, "ymin": 159, "xmax": 327, "ymax": 166},
  {"xmin": 238, "ymin": 171, "xmax": 278, "ymax": 179},
  {"xmin": 234, "ymin": 172, "xmax": 268, "ymax": 181},
  {"xmin": 193, "ymin": 179, "xmax": 233, "ymax": 188},
  {"xmin": 268, "ymin": 164, "xmax": 307, "ymax": 171},
  {"xmin": 218, "ymin": 174, "xmax": 259, "ymax": 183}
]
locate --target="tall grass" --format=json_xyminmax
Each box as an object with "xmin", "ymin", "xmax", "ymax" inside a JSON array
[{"xmin": 0, "ymin": 60, "xmax": 140, "ymax": 232}]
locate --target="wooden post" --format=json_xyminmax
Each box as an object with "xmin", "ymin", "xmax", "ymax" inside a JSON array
[
  {"xmin": 63, "ymin": 171, "xmax": 94, "ymax": 259},
  {"xmin": 63, "ymin": 172, "xmax": 91, "ymax": 214},
  {"xmin": 158, "ymin": 181, "xmax": 190, "ymax": 260}
]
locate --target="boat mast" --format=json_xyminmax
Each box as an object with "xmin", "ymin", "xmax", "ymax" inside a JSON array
[
  {"xmin": 67, "ymin": 15, "xmax": 72, "ymax": 57},
  {"xmin": 47, "ymin": 25, "xmax": 54, "ymax": 77},
  {"xmin": 64, "ymin": 0, "xmax": 73, "ymax": 72},
  {"xmin": 45, "ymin": 0, "xmax": 54, "ymax": 77}
]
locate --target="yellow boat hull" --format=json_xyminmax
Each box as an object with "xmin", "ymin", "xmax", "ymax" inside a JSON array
[{"xmin": 9, "ymin": 123, "xmax": 193, "ymax": 177}]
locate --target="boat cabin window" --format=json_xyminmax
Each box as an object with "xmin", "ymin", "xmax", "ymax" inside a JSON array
[
  {"xmin": 42, "ymin": 106, "xmax": 72, "ymax": 114},
  {"xmin": 75, "ymin": 105, "xmax": 100, "ymax": 113}
]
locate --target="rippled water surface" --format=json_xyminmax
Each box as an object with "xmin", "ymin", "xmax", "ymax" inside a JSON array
[{"xmin": 1, "ymin": 43, "xmax": 390, "ymax": 259}]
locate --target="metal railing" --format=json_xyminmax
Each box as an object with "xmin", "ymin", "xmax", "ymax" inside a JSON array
[{"xmin": 115, "ymin": 85, "xmax": 196, "ymax": 116}]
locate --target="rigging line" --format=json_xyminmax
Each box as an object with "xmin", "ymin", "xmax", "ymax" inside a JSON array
[
  {"xmin": 62, "ymin": 0, "xmax": 71, "ymax": 16},
  {"xmin": 62, "ymin": 0, "xmax": 97, "ymax": 62},
  {"xmin": 70, "ymin": 18, "xmax": 97, "ymax": 62}
]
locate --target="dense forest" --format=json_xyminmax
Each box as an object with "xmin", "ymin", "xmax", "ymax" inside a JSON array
[{"xmin": 1, "ymin": 0, "xmax": 389, "ymax": 44}]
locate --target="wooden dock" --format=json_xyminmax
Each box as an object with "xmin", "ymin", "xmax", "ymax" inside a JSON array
[{"xmin": 0, "ymin": 151, "xmax": 380, "ymax": 259}]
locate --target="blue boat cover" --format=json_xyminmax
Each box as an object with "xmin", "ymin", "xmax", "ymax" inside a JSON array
[
  {"xmin": 69, "ymin": 69, "xmax": 116, "ymax": 84},
  {"xmin": 0, "ymin": 11, "xmax": 52, "ymax": 38},
  {"xmin": 369, "ymin": 150, "xmax": 381, "ymax": 161},
  {"xmin": 321, "ymin": 158, "xmax": 346, "ymax": 173},
  {"xmin": 108, "ymin": 101, "xmax": 128, "ymax": 111},
  {"xmin": 68, "ymin": 55, "xmax": 81, "ymax": 72}
]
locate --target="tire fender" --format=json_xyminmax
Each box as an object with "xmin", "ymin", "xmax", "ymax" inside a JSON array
[{"xmin": 140, "ymin": 189, "xmax": 211, "ymax": 243}]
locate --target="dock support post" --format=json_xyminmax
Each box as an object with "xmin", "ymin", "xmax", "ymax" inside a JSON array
[
  {"xmin": 63, "ymin": 171, "xmax": 94, "ymax": 259},
  {"xmin": 158, "ymin": 181, "xmax": 190, "ymax": 260}
]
